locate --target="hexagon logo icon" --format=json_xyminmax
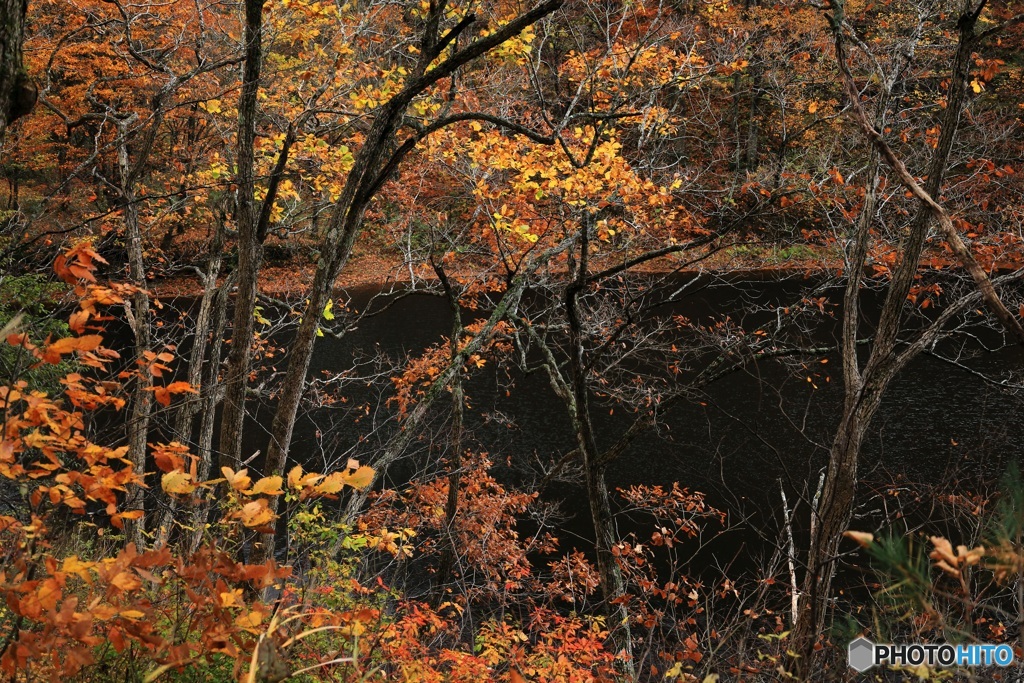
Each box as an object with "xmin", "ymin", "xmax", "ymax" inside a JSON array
[{"xmin": 848, "ymin": 637, "xmax": 876, "ymax": 672}]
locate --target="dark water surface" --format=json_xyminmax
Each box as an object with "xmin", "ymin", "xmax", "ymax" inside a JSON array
[{"xmin": 219, "ymin": 275, "xmax": 1024, "ymax": 579}]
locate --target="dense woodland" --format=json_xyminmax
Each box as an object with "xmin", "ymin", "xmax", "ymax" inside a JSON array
[{"xmin": 1, "ymin": 0, "xmax": 1024, "ymax": 679}]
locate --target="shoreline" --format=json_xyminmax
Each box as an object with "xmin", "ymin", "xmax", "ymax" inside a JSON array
[{"xmin": 147, "ymin": 249, "xmax": 1019, "ymax": 300}]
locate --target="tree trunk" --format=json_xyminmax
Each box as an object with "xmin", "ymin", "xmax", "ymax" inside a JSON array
[
  {"xmin": 0, "ymin": 0, "xmax": 34, "ymax": 138},
  {"xmin": 790, "ymin": 3, "xmax": 1016, "ymax": 676},
  {"xmin": 432, "ymin": 259, "xmax": 465, "ymax": 601},
  {"xmin": 155, "ymin": 219, "xmax": 226, "ymax": 547},
  {"xmin": 250, "ymin": 0, "xmax": 564, "ymax": 565},
  {"xmin": 219, "ymin": 0, "xmax": 266, "ymax": 472},
  {"xmin": 189, "ymin": 272, "xmax": 234, "ymax": 554},
  {"xmin": 118, "ymin": 120, "xmax": 152, "ymax": 550},
  {"xmin": 564, "ymin": 222, "xmax": 633, "ymax": 671}
]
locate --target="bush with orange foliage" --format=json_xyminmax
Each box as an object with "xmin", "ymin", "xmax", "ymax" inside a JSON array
[{"xmin": 0, "ymin": 243, "xmax": 622, "ymax": 682}]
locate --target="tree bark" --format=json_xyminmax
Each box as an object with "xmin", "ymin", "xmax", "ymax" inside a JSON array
[
  {"xmin": 218, "ymin": 0, "xmax": 266, "ymax": 472},
  {"xmin": 118, "ymin": 117, "xmax": 152, "ymax": 549},
  {"xmin": 155, "ymin": 218, "xmax": 227, "ymax": 547},
  {"xmin": 563, "ymin": 220, "xmax": 634, "ymax": 671},
  {"xmin": 189, "ymin": 272, "xmax": 234, "ymax": 554},
  {"xmin": 0, "ymin": 0, "xmax": 34, "ymax": 138},
  {"xmin": 431, "ymin": 258, "xmax": 465, "ymax": 601}
]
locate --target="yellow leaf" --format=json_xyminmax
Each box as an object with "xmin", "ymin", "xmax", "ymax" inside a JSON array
[
  {"xmin": 288, "ymin": 464, "xmax": 322, "ymax": 490},
  {"xmin": 288, "ymin": 464, "xmax": 304, "ymax": 489},
  {"xmin": 808, "ymin": 101, "xmax": 818, "ymax": 114},
  {"xmin": 236, "ymin": 500, "xmax": 276, "ymax": 528},
  {"xmin": 314, "ymin": 471, "xmax": 346, "ymax": 495},
  {"xmin": 91, "ymin": 603, "xmax": 119, "ymax": 621},
  {"xmin": 219, "ymin": 589, "xmax": 244, "ymax": 608},
  {"xmin": 247, "ymin": 476, "xmax": 284, "ymax": 496},
  {"xmin": 323, "ymin": 299, "xmax": 335, "ymax": 321},
  {"xmin": 62, "ymin": 556, "xmax": 95, "ymax": 580},
  {"xmin": 235, "ymin": 609, "xmax": 264, "ymax": 630},
  {"xmin": 161, "ymin": 470, "xmax": 196, "ymax": 495},
  {"xmin": 221, "ymin": 466, "xmax": 252, "ymax": 492},
  {"xmin": 345, "ymin": 465, "xmax": 375, "ymax": 489}
]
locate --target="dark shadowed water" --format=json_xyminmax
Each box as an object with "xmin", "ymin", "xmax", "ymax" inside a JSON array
[{"xmin": 220, "ymin": 275, "xmax": 1024, "ymax": 579}]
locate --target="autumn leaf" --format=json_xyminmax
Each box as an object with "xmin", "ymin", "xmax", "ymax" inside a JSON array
[
  {"xmin": 843, "ymin": 530, "xmax": 874, "ymax": 548},
  {"xmin": 161, "ymin": 470, "xmax": 196, "ymax": 495},
  {"xmin": 222, "ymin": 467, "xmax": 252, "ymax": 492},
  {"xmin": 54, "ymin": 242, "xmax": 106, "ymax": 284},
  {"xmin": 313, "ymin": 471, "xmax": 347, "ymax": 495},
  {"xmin": 287, "ymin": 464, "xmax": 322, "ymax": 490},
  {"xmin": 148, "ymin": 381, "xmax": 197, "ymax": 407},
  {"xmin": 111, "ymin": 509, "xmax": 144, "ymax": 529},
  {"xmin": 246, "ymin": 476, "xmax": 284, "ymax": 496},
  {"xmin": 153, "ymin": 443, "xmax": 189, "ymax": 473},
  {"xmin": 199, "ymin": 99, "xmax": 223, "ymax": 114},
  {"xmin": 235, "ymin": 500, "xmax": 276, "ymax": 528},
  {"xmin": 235, "ymin": 608, "xmax": 264, "ymax": 630},
  {"xmin": 61, "ymin": 556, "xmax": 95, "ymax": 581},
  {"xmin": 37, "ymin": 578, "xmax": 62, "ymax": 611},
  {"xmin": 41, "ymin": 335, "xmax": 104, "ymax": 364},
  {"xmin": 69, "ymin": 310, "xmax": 91, "ymax": 334},
  {"xmin": 346, "ymin": 465, "xmax": 375, "ymax": 489}
]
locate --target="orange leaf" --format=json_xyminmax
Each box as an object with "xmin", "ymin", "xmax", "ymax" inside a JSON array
[
  {"xmin": 843, "ymin": 530, "xmax": 874, "ymax": 548},
  {"xmin": 68, "ymin": 310, "xmax": 91, "ymax": 334},
  {"xmin": 41, "ymin": 335, "xmax": 104, "ymax": 364},
  {"xmin": 153, "ymin": 443, "xmax": 189, "ymax": 473}
]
